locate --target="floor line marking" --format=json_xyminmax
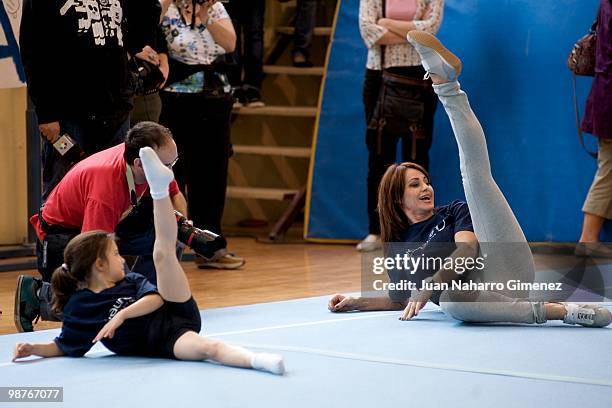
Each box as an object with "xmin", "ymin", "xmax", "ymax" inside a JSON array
[
  {"xmin": 206, "ymin": 311, "xmax": 402, "ymax": 337},
  {"xmin": 0, "ymin": 311, "xmax": 403, "ymax": 367},
  {"xmin": 237, "ymin": 342, "xmax": 612, "ymax": 388}
]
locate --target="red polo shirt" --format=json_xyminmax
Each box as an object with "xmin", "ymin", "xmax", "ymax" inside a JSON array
[{"xmin": 31, "ymin": 144, "xmax": 179, "ymax": 240}]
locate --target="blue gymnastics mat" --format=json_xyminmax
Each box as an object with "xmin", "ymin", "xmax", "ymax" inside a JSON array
[{"xmin": 1, "ymin": 295, "xmax": 611, "ymax": 407}]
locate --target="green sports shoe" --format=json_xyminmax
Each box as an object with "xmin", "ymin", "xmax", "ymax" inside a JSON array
[{"xmin": 14, "ymin": 275, "xmax": 42, "ymax": 332}]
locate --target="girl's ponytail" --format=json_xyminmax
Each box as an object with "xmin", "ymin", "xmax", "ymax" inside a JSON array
[
  {"xmin": 51, "ymin": 264, "xmax": 78, "ymax": 314},
  {"xmin": 50, "ymin": 231, "xmax": 113, "ymax": 313}
]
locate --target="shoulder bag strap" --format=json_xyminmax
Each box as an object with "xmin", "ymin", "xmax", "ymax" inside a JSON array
[
  {"xmin": 572, "ymin": 72, "xmax": 598, "ymax": 159},
  {"xmin": 369, "ymin": 0, "xmax": 387, "ymax": 154},
  {"xmin": 571, "ymin": 5, "xmax": 600, "ymax": 159}
]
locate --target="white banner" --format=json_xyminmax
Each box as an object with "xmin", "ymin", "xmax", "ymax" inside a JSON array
[{"xmin": 0, "ymin": 0, "xmax": 25, "ymax": 88}]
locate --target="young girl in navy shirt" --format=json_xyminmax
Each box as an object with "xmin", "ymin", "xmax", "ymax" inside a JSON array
[{"xmin": 13, "ymin": 147, "xmax": 285, "ymax": 375}]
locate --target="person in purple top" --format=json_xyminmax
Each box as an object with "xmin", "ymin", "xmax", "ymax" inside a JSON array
[{"xmin": 577, "ymin": 0, "xmax": 612, "ymax": 257}]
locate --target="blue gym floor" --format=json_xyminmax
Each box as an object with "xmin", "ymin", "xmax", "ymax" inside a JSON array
[{"xmin": 1, "ymin": 293, "xmax": 611, "ymax": 407}]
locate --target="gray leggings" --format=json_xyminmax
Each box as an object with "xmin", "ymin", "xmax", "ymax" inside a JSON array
[{"xmin": 434, "ymin": 81, "xmax": 546, "ymax": 324}]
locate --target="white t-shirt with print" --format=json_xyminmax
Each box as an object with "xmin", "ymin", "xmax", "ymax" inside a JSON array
[{"xmin": 162, "ymin": 2, "xmax": 230, "ymax": 66}]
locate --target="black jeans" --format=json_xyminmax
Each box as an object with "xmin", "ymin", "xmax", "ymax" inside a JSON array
[
  {"xmin": 42, "ymin": 114, "xmax": 130, "ymax": 197},
  {"xmin": 159, "ymin": 90, "xmax": 233, "ymax": 234},
  {"xmin": 363, "ymin": 67, "xmax": 437, "ymax": 235},
  {"xmin": 225, "ymin": 0, "xmax": 265, "ymax": 89},
  {"xmin": 293, "ymin": 0, "xmax": 317, "ymax": 58}
]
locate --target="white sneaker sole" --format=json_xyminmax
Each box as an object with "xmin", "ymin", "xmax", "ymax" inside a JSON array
[{"xmin": 407, "ymin": 31, "xmax": 462, "ymax": 78}]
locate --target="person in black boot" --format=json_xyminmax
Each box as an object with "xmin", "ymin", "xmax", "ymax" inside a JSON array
[
  {"xmin": 225, "ymin": 0, "xmax": 266, "ymax": 107},
  {"xmin": 159, "ymin": 0, "xmax": 245, "ymax": 269}
]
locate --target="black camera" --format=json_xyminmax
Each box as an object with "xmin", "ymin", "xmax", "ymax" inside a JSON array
[
  {"xmin": 175, "ymin": 211, "xmax": 227, "ymax": 260},
  {"xmin": 43, "ymin": 134, "xmax": 89, "ymax": 199},
  {"xmin": 115, "ymin": 198, "xmax": 227, "ymax": 260},
  {"xmin": 129, "ymin": 58, "xmax": 165, "ymax": 96}
]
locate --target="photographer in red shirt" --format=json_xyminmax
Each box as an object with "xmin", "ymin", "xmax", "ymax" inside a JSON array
[{"xmin": 15, "ymin": 122, "xmax": 225, "ymax": 332}]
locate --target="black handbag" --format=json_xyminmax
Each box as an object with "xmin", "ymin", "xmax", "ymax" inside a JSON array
[
  {"xmin": 368, "ymin": 70, "xmax": 431, "ymax": 155},
  {"xmin": 367, "ymin": 0, "xmax": 433, "ymax": 156}
]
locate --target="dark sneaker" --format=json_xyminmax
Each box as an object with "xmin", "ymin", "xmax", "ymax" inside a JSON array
[
  {"xmin": 575, "ymin": 242, "xmax": 612, "ymax": 258},
  {"xmin": 14, "ymin": 275, "xmax": 42, "ymax": 332},
  {"xmin": 232, "ymin": 87, "xmax": 247, "ymax": 108},
  {"xmin": 243, "ymin": 86, "xmax": 265, "ymax": 108}
]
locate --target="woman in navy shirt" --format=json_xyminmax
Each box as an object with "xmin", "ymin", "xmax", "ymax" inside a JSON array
[
  {"xmin": 328, "ymin": 32, "xmax": 611, "ymax": 328},
  {"xmin": 13, "ymin": 147, "xmax": 285, "ymax": 374}
]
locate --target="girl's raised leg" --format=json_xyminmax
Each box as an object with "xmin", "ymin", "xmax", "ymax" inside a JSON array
[
  {"xmin": 140, "ymin": 147, "xmax": 288, "ymax": 371},
  {"xmin": 139, "ymin": 146, "xmax": 191, "ymax": 302}
]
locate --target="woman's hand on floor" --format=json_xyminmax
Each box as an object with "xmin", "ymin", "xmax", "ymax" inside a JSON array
[
  {"xmin": 93, "ymin": 312, "xmax": 126, "ymax": 343},
  {"xmin": 399, "ymin": 289, "xmax": 432, "ymax": 320},
  {"xmin": 328, "ymin": 294, "xmax": 355, "ymax": 312}
]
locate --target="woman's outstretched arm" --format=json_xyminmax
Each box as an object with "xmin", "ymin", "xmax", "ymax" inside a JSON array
[{"xmin": 329, "ymin": 293, "xmax": 407, "ymax": 312}]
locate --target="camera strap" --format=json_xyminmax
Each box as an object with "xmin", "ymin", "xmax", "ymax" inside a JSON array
[
  {"xmin": 120, "ymin": 164, "xmax": 148, "ymax": 222},
  {"xmin": 125, "ymin": 164, "xmax": 139, "ymax": 207}
]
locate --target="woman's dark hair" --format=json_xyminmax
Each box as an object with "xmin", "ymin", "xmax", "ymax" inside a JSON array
[
  {"xmin": 51, "ymin": 231, "xmax": 114, "ymax": 314},
  {"xmin": 377, "ymin": 162, "xmax": 432, "ymax": 242},
  {"xmin": 123, "ymin": 121, "xmax": 173, "ymax": 166}
]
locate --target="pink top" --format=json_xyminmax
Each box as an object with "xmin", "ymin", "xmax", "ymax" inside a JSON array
[
  {"xmin": 359, "ymin": 0, "xmax": 444, "ymax": 70},
  {"xmin": 385, "ymin": 0, "xmax": 417, "ymax": 21}
]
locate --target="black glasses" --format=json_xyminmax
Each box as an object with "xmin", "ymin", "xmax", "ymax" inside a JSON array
[{"xmin": 164, "ymin": 156, "xmax": 179, "ymax": 169}]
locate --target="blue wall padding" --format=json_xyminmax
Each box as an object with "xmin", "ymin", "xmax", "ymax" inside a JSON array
[{"xmin": 306, "ymin": 0, "xmax": 610, "ymax": 242}]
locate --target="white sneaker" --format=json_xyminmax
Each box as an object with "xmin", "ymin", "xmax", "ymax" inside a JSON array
[
  {"xmin": 356, "ymin": 234, "xmax": 382, "ymax": 252},
  {"xmin": 563, "ymin": 304, "xmax": 612, "ymax": 328},
  {"xmin": 406, "ymin": 30, "xmax": 462, "ymax": 82}
]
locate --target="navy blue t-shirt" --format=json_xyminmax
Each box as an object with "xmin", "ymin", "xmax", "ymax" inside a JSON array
[
  {"xmin": 54, "ymin": 272, "xmax": 159, "ymax": 357},
  {"xmin": 387, "ymin": 200, "xmax": 474, "ymax": 304}
]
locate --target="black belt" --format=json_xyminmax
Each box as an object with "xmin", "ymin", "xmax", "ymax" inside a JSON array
[{"xmin": 39, "ymin": 210, "xmax": 80, "ymax": 236}]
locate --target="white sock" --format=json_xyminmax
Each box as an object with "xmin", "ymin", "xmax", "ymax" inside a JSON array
[
  {"xmin": 139, "ymin": 147, "xmax": 174, "ymax": 200},
  {"xmin": 250, "ymin": 353, "xmax": 285, "ymax": 375}
]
